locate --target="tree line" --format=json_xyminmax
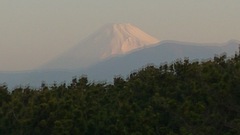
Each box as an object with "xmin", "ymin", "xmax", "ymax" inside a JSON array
[{"xmin": 0, "ymin": 53, "xmax": 240, "ymax": 134}]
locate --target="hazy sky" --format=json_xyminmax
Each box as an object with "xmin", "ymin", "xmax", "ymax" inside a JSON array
[{"xmin": 0, "ymin": 0, "xmax": 240, "ymax": 71}]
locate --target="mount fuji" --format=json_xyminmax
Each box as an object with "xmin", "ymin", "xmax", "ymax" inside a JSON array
[
  {"xmin": 0, "ymin": 23, "xmax": 239, "ymax": 89},
  {"xmin": 41, "ymin": 23, "xmax": 159, "ymax": 70}
]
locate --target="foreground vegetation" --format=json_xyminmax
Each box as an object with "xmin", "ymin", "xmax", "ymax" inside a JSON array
[{"xmin": 1, "ymin": 53, "xmax": 240, "ymax": 135}]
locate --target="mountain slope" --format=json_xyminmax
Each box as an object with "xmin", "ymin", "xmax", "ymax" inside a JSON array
[
  {"xmin": 81, "ymin": 40, "xmax": 239, "ymax": 81},
  {"xmin": 41, "ymin": 23, "xmax": 159, "ymax": 70},
  {"xmin": 1, "ymin": 40, "xmax": 239, "ymax": 89}
]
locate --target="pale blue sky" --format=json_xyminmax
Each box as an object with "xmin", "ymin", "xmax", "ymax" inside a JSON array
[{"xmin": 0, "ymin": 0, "xmax": 240, "ymax": 71}]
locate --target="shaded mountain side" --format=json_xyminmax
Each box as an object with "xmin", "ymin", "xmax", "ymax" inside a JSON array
[
  {"xmin": 81, "ymin": 40, "xmax": 239, "ymax": 81},
  {"xmin": 0, "ymin": 40, "xmax": 239, "ymax": 89}
]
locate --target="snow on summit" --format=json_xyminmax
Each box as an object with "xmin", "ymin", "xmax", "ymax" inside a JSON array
[
  {"xmin": 42, "ymin": 23, "xmax": 159, "ymax": 69},
  {"xmin": 101, "ymin": 23, "xmax": 160, "ymax": 58}
]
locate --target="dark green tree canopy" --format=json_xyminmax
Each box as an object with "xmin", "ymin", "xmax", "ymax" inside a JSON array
[{"xmin": 1, "ymin": 52, "xmax": 240, "ymax": 134}]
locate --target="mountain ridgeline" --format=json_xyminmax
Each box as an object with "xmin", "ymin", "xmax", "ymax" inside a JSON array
[
  {"xmin": 1, "ymin": 51, "xmax": 240, "ymax": 134},
  {"xmin": 0, "ymin": 40, "xmax": 239, "ymax": 89},
  {"xmin": 0, "ymin": 23, "xmax": 240, "ymax": 88}
]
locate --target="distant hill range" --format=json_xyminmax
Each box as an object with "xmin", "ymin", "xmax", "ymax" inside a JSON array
[
  {"xmin": 1, "ymin": 39, "xmax": 239, "ymax": 89},
  {"xmin": 0, "ymin": 23, "xmax": 239, "ymax": 89},
  {"xmin": 81, "ymin": 39, "xmax": 239, "ymax": 81}
]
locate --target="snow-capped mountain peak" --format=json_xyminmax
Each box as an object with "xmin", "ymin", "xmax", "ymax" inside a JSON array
[
  {"xmin": 101, "ymin": 23, "xmax": 160, "ymax": 58},
  {"xmin": 41, "ymin": 23, "xmax": 159, "ymax": 69}
]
